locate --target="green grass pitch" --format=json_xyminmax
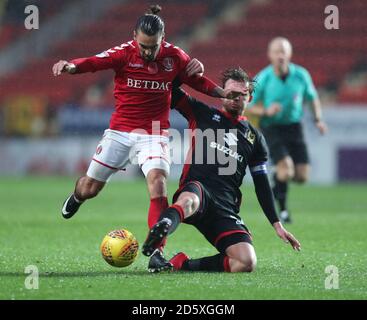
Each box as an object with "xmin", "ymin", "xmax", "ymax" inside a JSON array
[{"xmin": 0, "ymin": 177, "xmax": 366, "ymax": 300}]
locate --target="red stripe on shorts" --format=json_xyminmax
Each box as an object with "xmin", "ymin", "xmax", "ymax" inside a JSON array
[
  {"xmin": 92, "ymin": 158, "xmax": 118, "ymax": 170},
  {"xmin": 214, "ymin": 230, "xmax": 250, "ymax": 246}
]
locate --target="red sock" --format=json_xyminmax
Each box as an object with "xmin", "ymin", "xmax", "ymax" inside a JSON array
[
  {"xmin": 223, "ymin": 256, "xmax": 231, "ymax": 272},
  {"xmin": 148, "ymin": 196, "xmax": 168, "ymax": 228},
  {"xmin": 148, "ymin": 196, "xmax": 168, "ymax": 251}
]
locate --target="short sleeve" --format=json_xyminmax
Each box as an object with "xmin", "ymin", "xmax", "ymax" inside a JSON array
[
  {"xmin": 249, "ymin": 69, "xmax": 267, "ymax": 106},
  {"xmin": 302, "ymin": 68, "xmax": 318, "ymax": 101}
]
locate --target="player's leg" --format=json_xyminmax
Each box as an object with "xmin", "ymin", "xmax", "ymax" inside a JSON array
[
  {"xmin": 225, "ymin": 242, "xmax": 257, "ymax": 272},
  {"xmin": 170, "ymin": 242, "xmax": 256, "ymax": 273},
  {"xmin": 136, "ymin": 134, "xmax": 174, "ymax": 271},
  {"xmin": 282, "ymin": 122, "xmax": 310, "ymax": 222},
  {"xmin": 170, "ymin": 219, "xmax": 254, "ymax": 273},
  {"xmin": 62, "ymin": 176, "xmax": 106, "ymax": 219},
  {"xmin": 142, "ymin": 181, "xmax": 203, "ymax": 272},
  {"xmin": 144, "ymin": 168, "xmax": 170, "ymax": 264},
  {"xmin": 290, "ymin": 124, "xmax": 310, "ymax": 184},
  {"xmin": 142, "ymin": 188, "xmax": 200, "ymax": 256},
  {"xmin": 294, "ymin": 163, "xmax": 310, "ymax": 183},
  {"xmin": 74, "ymin": 175, "xmax": 105, "ymax": 200},
  {"xmin": 145, "ymin": 190, "xmax": 200, "ymax": 272},
  {"xmin": 137, "ymin": 135, "xmax": 171, "ymax": 230},
  {"xmin": 61, "ymin": 130, "xmax": 132, "ymax": 219},
  {"xmin": 261, "ymin": 125, "xmax": 293, "ymax": 222},
  {"xmin": 146, "ymin": 168, "xmax": 169, "ymax": 228},
  {"xmin": 273, "ymin": 155, "xmax": 295, "ymax": 223}
]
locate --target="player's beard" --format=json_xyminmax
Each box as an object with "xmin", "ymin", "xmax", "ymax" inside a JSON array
[
  {"xmin": 229, "ymin": 109, "xmax": 241, "ymax": 117},
  {"xmin": 143, "ymin": 55, "xmax": 155, "ymax": 62},
  {"xmin": 225, "ymin": 103, "xmax": 243, "ymax": 118},
  {"xmin": 142, "ymin": 50, "xmax": 158, "ymax": 62}
]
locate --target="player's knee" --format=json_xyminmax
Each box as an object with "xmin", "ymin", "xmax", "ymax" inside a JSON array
[
  {"xmin": 176, "ymin": 193, "xmax": 200, "ymax": 217},
  {"xmin": 286, "ymin": 169, "xmax": 295, "ymax": 181},
  {"xmin": 294, "ymin": 174, "xmax": 308, "ymax": 184},
  {"xmin": 242, "ymin": 255, "xmax": 257, "ymax": 272},
  {"xmin": 277, "ymin": 170, "xmax": 293, "ymax": 182},
  {"xmin": 228, "ymin": 253, "xmax": 257, "ymax": 273},
  {"xmin": 277, "ymin": 159, "xmax": 294, "ymax": 181},
  {"xmin": 236, "ymin": 257, "xmax": 257, "ymax": 273},
  {"xmin": 184, "ymin": 195, "xmax": 199, "ymax": 215}
]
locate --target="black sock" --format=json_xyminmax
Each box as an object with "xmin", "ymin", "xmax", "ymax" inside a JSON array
[
  {"xmin": 159, "ymin": 205, "xmax": 183, "ymax": 235},
  {"xmin": 273, "ymin": 174, "xmax": 288, "ymax": 212},
  {"xmin": 182, "ymin": 253, "xmax": 228, "ymax": 272}
]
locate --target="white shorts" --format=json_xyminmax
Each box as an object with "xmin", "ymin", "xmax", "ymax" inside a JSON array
[{"xmin": 86, "ymin": 129, "xmax": 171, "ymax": 182}]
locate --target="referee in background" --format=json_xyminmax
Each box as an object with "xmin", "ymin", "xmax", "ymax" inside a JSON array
[{"xmin": 246, "ymin": 37, "xmax": 328, "ymax": 223}]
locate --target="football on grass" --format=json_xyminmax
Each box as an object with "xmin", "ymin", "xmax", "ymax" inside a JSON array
[{"xmin": 100, "ymin": 229, "xmax": 139, "ymax": 267}]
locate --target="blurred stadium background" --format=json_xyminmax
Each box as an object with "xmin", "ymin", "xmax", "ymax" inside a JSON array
[{"xmin": 0, "ymin": 0, "xmax": 366, "ymax": 184}]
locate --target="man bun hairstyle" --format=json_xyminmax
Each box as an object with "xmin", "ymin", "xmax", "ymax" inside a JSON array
[
  {"xmin": 135, "ymin": 4, "xmax": 165, "ymax": 36},
  {"xmin": 221, "ymin": 67, "xmax": 255, "ymax": 94},
  {"xmin": 148, "ymin": 4, "xmax": 162, "ymax": 15}
]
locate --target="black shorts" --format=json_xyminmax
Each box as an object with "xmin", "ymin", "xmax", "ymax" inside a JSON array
[
  {"xmin": 173, "ymin": 181, "xmax": 252, "ymax": 254},
  {"xmin": 261, "ymin": 122, "xmax": 309, "ymax": 165}
]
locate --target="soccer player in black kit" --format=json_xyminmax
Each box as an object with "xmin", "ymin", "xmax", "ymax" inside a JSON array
[{"xmin": 143, "ymin": 67, "xmax": 301, "ymax": 273}]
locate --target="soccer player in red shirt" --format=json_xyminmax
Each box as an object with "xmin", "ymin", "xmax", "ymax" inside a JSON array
[{"xmin": 52, "ymin": 5, "xmax": 227, "ymax": 270}]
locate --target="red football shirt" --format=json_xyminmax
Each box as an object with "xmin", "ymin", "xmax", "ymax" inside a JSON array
[{"xmin": 71, "ymin": 40, "xmax": 218, "ymax": 134}]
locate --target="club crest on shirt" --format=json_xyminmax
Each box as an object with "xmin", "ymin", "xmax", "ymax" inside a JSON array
[
  {"xmin": 162, "ymin": 57, "xmax": 174, "ymax": 72},
  {"xmin": 244, "ymin": 129, "xmax": 256, "ymax": 145}
]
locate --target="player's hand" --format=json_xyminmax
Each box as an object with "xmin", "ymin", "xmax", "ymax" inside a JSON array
[
  {"xmin": 315, "ymin": 120, "xmax": 328, "ymax": 135},
  {"xmin": 52, "ymin": 60, "xmax": 76, "ymax": 76},
  {"xmin": 265, "ymin": 103, "xmax": 281, "ymax": 117},
  {"xmin": 186, "ymin": 58, "xmax": 204, "ymax": 77},
  {"xmin": 214, "ymin": 87, "xmax": 247, "ymax": 99},
  {"xmin": 223, "ymin": 83, "xmax": 248, "ymax": 100},
  {"xmin": 273, "ymin": 222, "xmax": 301, "ymax": 251},
  {"xmin": 224, "ymin": 90, "xmax": 244, "ymax": 100}
]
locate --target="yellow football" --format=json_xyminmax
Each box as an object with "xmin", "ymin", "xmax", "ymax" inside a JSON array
[{"xmin": 100, "ymin": 229, "xmax": 139, "ymax": 268}]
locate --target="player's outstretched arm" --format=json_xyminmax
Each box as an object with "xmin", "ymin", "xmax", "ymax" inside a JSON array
[
  {"xmin": 52, "ymin": 60, "xmax": 76, "ymax": 76},
  {"xmin": 52, "ymin": 48, "xmax": 124, "ymax": 76},
  {"xmin": 251, "ymin": 170, "xmax": 301, "ymax": 251},
  {"xmin": 182, "ymin": 74, "xmax": 249, "ymax": 100},
  {"xmin": 178, "ymin": 59, "xmax": 229, "ymax": 99}
]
